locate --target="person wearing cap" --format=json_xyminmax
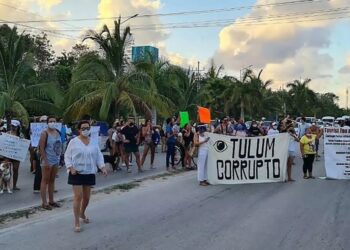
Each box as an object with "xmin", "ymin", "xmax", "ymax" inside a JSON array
[
  {"xmin": 194, "ymin": 125, "xmax": 210, "ymax": 186},
  {"xmin": 7, "ymin": 120, "xmax": 21, "ymax": 190},
  {"xmin": 267, "ymin": 122, "xmax": 279, "ymax": 136}
]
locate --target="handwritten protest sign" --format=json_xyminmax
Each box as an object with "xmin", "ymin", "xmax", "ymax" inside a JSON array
[
  {"xmin": 30, "ymin": 123, "xmax": 62, "ymax": 147},
  {"xmin": 0, "ymin": 133, "xmax": 30, "ymax": 162}
]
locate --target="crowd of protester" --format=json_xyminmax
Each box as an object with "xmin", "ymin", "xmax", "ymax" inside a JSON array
[{"xmin": 0, "ymin": 114, "xmax": 336, "ymax": 196}]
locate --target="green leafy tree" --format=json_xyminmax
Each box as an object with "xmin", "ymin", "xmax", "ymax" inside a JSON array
[
  {"xmin": 64, "ymin": 18, "xmax": 165, "ymax": 122},
  {"xmin": 0, "ymin": 27, "xmax": 61, "ymax": 126}
]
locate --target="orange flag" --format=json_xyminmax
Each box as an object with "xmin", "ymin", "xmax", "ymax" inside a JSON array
[{"xmin": 198, "ymin": 106, "xmax": 211, "ymax": 124}]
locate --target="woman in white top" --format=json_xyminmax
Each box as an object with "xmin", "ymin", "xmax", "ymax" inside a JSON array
[
  {"xmin": 267, "ymin": 122, "xmax": 279, "ymax": 136},
  {"xmin": 194, "ymin": 125, "xmax": 210, "ymax": 186},
  {"xmin": 65, "ymin": 120, "xmax": 107, "ymax": 232}
]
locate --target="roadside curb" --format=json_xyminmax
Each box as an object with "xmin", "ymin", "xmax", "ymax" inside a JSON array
[{"xmin": 0, "ymin": 169, "xmax": 190, "ymax": 225}]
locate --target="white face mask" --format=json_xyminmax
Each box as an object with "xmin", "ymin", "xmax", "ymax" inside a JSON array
[
  {"xmin": 273, "ymin": 126, "xmax": 277, "ymax": 130},
  {"xmin": 252, "ymin": 124, "xmax": 257, "ymax": 128},
  {"xmin": 48, "ymin": 122, "xmax": 56, "ymax": 129},
  {"xmin": 81, "ymin": 129, "xmax": 91, "ymax": 137}
]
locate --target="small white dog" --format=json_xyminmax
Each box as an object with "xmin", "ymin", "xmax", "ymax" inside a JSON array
[{"xmin": 0, "ymin": 161, "xmax": 13, "ymax": 194}]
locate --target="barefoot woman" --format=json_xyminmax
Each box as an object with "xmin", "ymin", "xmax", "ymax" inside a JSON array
[{"xmin": 64, "ymin": 120, "xmax": 107, "ymax": 232}]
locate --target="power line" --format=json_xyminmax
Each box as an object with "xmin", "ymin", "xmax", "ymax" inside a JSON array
[
  {"xmin": 43, "ymin": 7, "xmax": 350, "ymax": 32},
  {"xmin": 0, "ymin": 1, "xmax": 83, "ymax": 30},
  {"xmin": 0, "ymin": 18, "xmax": 79, "ymax": 40},
  {"xmin": 0, "ymin": 0, "xmax": 329, "ymax": 24}
]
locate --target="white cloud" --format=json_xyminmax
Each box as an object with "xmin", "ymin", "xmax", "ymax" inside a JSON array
[
  {"xmin": 36, "ymin": 0, "xmax": 62, "ymax": 11},
  {"xmin": 97, "ymin": 0, "xmax": 168, "ymax": 45},
  {"xmin": 213, "ymin": 0, "xmax": 349, "ymax": 103}
]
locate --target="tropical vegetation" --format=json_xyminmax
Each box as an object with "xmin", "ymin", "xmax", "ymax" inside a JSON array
[{"xmin": 0, "ymin": 22, "xmax": 346, "ymax": 128}]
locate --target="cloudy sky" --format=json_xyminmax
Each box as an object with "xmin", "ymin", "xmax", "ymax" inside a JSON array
[{"xmin": 2, "ymin": 0, "xmax": 350, "ymax": 107}]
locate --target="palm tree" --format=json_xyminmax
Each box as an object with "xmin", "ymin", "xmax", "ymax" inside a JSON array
[
  {"xmin": 0, "ymin": 27, "xmax": 61, "ymax": 126},
  {"xmin": 64, "ymin": 18, "xmax": 166, "ymax": 121},
  {"xmin": 287, "ymin": 78, "xmax": 316, "ymax": 115},
  {"xmin": 221, "ymin": 69, "xmax": 262, "ymax": 120}
]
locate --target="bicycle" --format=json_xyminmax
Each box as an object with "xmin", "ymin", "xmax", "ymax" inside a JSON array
[{"xmin": 174, "ymin": 142, "xmax": 197, "ymax": 169}]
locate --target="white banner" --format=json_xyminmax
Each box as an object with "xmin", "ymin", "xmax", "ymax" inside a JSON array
[
  {"xmin": 0, "ymin": 133, "xmax": 31, "ymax": 162},
  {"xmin": 324, "ymin": 127, "xmax": 350, "ymax": 179},
  {"xmin": 207, "ymin": 133, "xmax": 289, "ymax": 184},
  {"xmin": 90, "ymin": 126, "xmax": 100, "ymax": 147},
  {"xmin": 30, "ymin": 123, "xmax": 62, "ymax": 147}
]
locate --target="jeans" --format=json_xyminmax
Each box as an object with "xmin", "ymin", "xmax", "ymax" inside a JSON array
[
  {"xmin": 303, "ymin": 154, "xmax": 315, "ymax": 174},
  {"xmin": 166, "ymin": 142, "xmax": 176, "ymax": 168}
]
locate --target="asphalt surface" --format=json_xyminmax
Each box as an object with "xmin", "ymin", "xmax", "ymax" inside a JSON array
[
  {"xmin": 0, "ymin": 142, "xmax": 350, "ymax": 250},
  {"xmin": 0, "ymin": 149, "xmax": 171, "ymax": 215}
]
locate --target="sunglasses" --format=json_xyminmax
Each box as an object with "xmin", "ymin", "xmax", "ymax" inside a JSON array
[{"xmin": 81, "ymin": 127, "xmax": 90, "ymax": 131}]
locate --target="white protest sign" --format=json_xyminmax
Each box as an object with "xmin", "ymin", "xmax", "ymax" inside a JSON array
[
  {"xmin": 30, "ymin": 123, "xmax": 62, "ymax": 147},
  {"xmin": 0, "ymin": 133, "xmax": 30, "ymax": 162},
  {"xmin": 207, "ymin": 133, "xmax": 289, "ymax": 184},
  {"xmin": 90, "ymin": 126, "xmax": 100, "ymax": 147},
  {"xmin": 324, "ymin": 127, "xmax": 350, "ymax": 179}
]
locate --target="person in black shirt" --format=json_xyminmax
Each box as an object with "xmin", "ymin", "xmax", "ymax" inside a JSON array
[
  {"xmin": 121, "ymin": 118, "xmax": 143, "ymax": 173},
  {"xmin": 182, "ymin": 123, "xmax": 194, "ymax": 169},
  {"xmin": 248, "ymin": 120, "xmax": 264, "ymax": 137}
]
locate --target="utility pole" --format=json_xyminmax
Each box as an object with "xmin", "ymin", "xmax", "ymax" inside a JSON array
[{"xmin": 347, "ymin": 88, "xmax": 348, "ymax": 111}]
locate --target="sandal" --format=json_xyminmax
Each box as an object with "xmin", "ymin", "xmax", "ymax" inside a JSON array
[
  {"xmin": 74, "ymin": 226, "xmax": 81, "ymax": 233},
  {"xmin": 303, "ymin": 176, "xmax": 309, "ymax": 179},
  {"xmin": 49, "ymin": 202, "xmax": 61, "ymax": 208},
  {"xmin": 80, "ymin": 216, "xmax": 90, "ymax": 224},
  {"xmin": 42, "ymin": 204, "xmax": 52, "ymax": 210}
]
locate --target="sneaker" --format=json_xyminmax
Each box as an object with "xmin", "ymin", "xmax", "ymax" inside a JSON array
[
  {"xmin": 13, "ymin": 187, "xmax": 20, "ymax": 191},
  {"xmin": 199, "ymin": 181, "xmax": 209, "ymax": 186},
  {"xmin": 127, "ymin": 168, "xmax": 132, "ymax": 173},
  {"xmin": 33, "ymin": 190, "xmax": 40, "ymax": 194},
  {"xmin": 7, "ymin": 189, "xmax": 12, "ymax": 194},
  {"xmin": 0, "ymin": 189, "xmax": 3, "ymax": 194}
]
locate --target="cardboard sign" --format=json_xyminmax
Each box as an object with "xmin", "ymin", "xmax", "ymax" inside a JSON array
[{"xmin": 0, "ymin": 133, "xmax": 30, "ymax": 162}]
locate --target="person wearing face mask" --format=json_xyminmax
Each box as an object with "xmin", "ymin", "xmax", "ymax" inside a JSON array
[
  {"xmin": 65, "ymin": 120, "xmax": 107, "ymax": 232},
  {"xmin": 233, "ymin": 118, "xmax": 248, "ymax": 137},
  {"xmin": 300, "ymin": 127, "xmax": 318, "ymax": 179},
  {"xmin": 248, "ymin": 120, "xmax": 264, "ymax": 137},
  {"xmin": 7, "ymin": 120, "xmax": 21, "ymax": 190},
  {"xmin": 39, "ymin": 116, "xmax": 62, "ymax": 210},
  {"xmin": 267, "ymin": 122, "xmax": 279, "ymax": 136},
  {"xmin": 194, "ymin": 125, "xmax": 210, "ymax": 186},
  {"xmin": 298, "ymin": 117, "xmax": 310, "ymax": 138}
]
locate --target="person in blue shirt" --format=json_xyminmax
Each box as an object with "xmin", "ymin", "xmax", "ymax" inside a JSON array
[
  {"xmin": 166, "ymin": 117, "xmax": 177, "ymax": 171},
  {"xmin": 59, "ymin": 118, "xmax": 67, "ymax": 167}
]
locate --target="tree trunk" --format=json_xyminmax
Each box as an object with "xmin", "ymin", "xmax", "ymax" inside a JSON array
[{"xmin": 240, "ymin": 100, "xmax": 245, "ymax": 121}]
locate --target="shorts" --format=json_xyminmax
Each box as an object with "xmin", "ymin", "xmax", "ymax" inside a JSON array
[
  {"xmin": 124, "ymin": 144, "xmax": 139, "ymax": 153},
  {"xmin": 68, "ymin": 173, "xmax": 96, "ymax": 186},
  {"xmin": 288, "ymin": 151, "xmax": 296, "ymax": 158}
]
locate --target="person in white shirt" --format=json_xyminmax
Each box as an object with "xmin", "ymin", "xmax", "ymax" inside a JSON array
[
  {"xmin": 194, "ymin": 125, "xmax": 210, "ymax": 186},
  {"xmin": 298, "ymin": 117, "xmax": 310, "ymax": 138},
  {"xmin": 65, "ymin": 120, "xmax": 108, "ymax": 233},
  {"xmin": 267, "ymin": 122, "xmax": 279, "ymax": 136}
]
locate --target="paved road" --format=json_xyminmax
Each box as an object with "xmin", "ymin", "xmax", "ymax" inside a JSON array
[
  {"xmin": 1, "ymin": 144, "xmax": 350, "ymax": 250},
  {"xmin": 0, "ymin": 149, "xmax": 170, "ymax": 215}
]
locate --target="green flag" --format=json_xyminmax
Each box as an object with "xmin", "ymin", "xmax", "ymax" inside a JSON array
[{"xmin": 180, "ymin": 111, "xmax": 189, "ymax": 128}]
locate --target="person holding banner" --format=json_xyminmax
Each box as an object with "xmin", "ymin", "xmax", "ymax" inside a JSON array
[
  {"xmin": 300, "ymin": 127, "xmax": 318, "ymax": 179},
  {"xmin": 39, "ymin": 116, "xmax": 62, "ymax": 210},
  {"xmin": 65, "ymin": 120, "xmax": 107, "ymax": 233},
  {"xmin": 7, "ymin": 120, "xmax": 21, "ymax": 190},
  {"xmin": 194, "ymin": 125, "xmax": 210, "ymax": 186}
]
